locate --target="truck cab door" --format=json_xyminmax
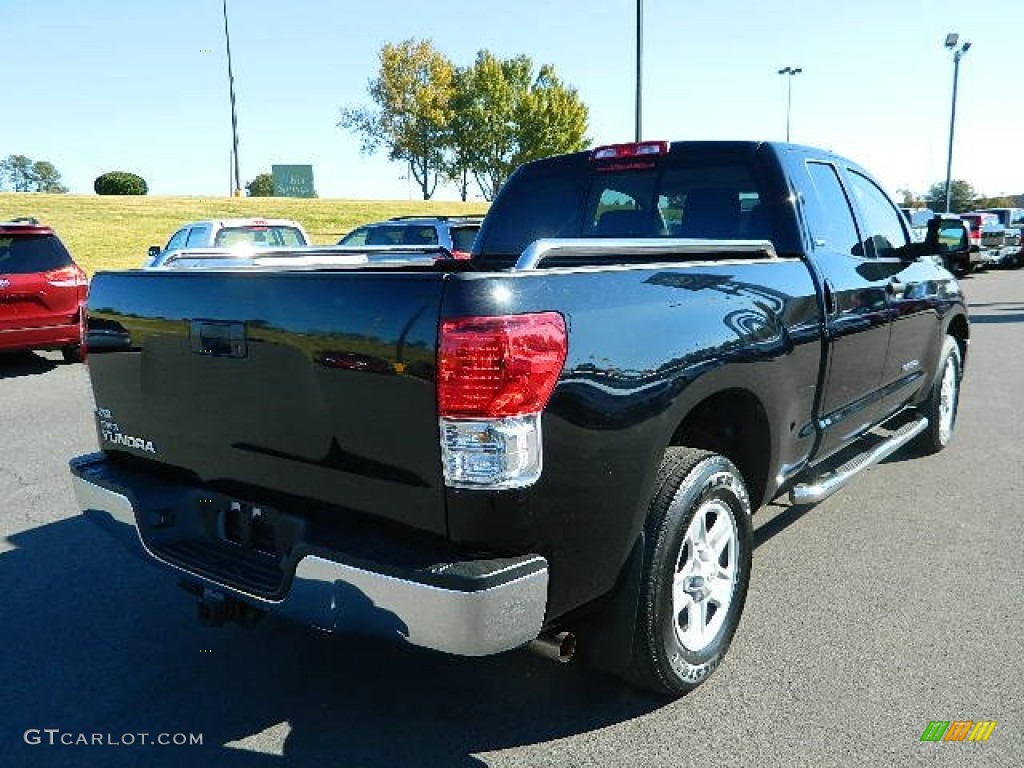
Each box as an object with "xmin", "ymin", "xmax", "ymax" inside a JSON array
[
  {"xmin": 842, "ymin": 171, "xmax": 945, "ymax": 419},
  {"xmin": 802, "ymin": 161, "xmax": 893, "ymax": 459}
]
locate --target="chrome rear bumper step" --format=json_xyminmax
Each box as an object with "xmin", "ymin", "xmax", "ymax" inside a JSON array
[{"xmin": 789, "ymin": 416, "xmax": 928, "ymax": 505}]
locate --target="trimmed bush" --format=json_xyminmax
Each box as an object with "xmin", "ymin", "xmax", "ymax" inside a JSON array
[{"xmin": 94, "ymin": 171, "xmax": 148, "ymax": 196}]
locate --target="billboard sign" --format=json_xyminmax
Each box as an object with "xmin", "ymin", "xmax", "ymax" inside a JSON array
[{"xmin": 272, "ymin": 165, "xmax": 316, "ymax": 198}]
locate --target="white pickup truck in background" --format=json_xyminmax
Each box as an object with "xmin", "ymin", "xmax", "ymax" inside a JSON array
[
  {"xmin": 975, "ymin": 207, "xmax": 1024, "ymax": 268},
  {"xmin": 960, "ymin": 212, "xmax": 1019, "ymax": 270},
  {"xmin": 144, "ymin": 218, "xmax": 311, "ymax": 268}
]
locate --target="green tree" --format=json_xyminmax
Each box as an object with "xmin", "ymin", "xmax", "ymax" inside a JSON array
[
  {"xmin": 895, "ymin": 187, "xmax": 927, "ymax": 208},
  {"xmin": 246, "ymin": 173, "xmax": 275, "ymax": 197},
  {"xmin": 1, "ymin": 154, "xmax": 36, "ymax": 191},
  {"xmin": 30, "ymin": 161, "xmax": 68, "ymax": 193},
  {"xmin": 339, "ymin": 39, "xmax": 456, "ymax": 200},
  {"xmin": 440, "ymin": 67, "xmax": 476, "ymax": 201},
  {"xmin": 925, "ymin": 179, "xmax": 976, "ymax": 213},
  {"xmin": 454, "ymin": 51, "xmax": 589, "ymax": 200},
  {"xmin": 974, "ymin": 194, "xmax": 1015, "ymax": 209}
]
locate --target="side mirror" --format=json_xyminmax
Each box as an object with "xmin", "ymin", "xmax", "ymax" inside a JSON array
[
  {"xmin": 925, "ymin": 218, "xmax": 968, "ymax": 255},
  {"xmin": 923, "ymin": 217, "xmax": 970, "ymax": 275},
  {"xmin": 148, "ymin": 245, "xmax": 161, "ymax": 258}
]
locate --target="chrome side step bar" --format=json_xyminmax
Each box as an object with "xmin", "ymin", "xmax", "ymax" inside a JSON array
[{"xmin": 789, "ymin": 416, "xmax": 928, "ymax": 505}]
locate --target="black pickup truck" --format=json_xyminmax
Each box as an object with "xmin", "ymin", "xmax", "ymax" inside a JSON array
[{"xmin": 70, "ymin": 140, "xmax": 970, "ymax": 696}]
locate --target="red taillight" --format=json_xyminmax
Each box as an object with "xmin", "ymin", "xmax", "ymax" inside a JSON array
[
  {"xmin": 43, "ymin": 265, "xmax": 87, "ymax": 286},
  {"xmin": 438, "ymin": 312, "xmax": 567, "ymax": 418},
  {"xmin": 592, "ymin": 141, "xmax": 669, "ymax": 161},
  {"xmin": 450, "ymin": 249, "xmax": 472, "ymax": 260}
]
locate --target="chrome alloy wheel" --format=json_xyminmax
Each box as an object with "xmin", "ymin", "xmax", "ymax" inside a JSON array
[
  {"xmin": 938, "ymin": 353, "xmax": 958, "ymax": 445},
  {"xmin": 672, "ymin": 497, "xmax": 739, "ymax": 653}
]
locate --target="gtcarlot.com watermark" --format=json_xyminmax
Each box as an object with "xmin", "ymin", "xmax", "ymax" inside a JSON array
[{"xmin": 24, "ymin": 729, "xmax": 203, "ymax": 747}]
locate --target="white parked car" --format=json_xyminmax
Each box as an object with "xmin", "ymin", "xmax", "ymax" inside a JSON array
[{"xmin": 145, "ymin": 218, "xmax": 311, "ymax": 268}]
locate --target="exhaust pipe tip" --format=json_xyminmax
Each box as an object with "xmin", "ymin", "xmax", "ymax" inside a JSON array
[{"xmin": 528, "ymin": 631, "xmax": 576, "ymax": 664}]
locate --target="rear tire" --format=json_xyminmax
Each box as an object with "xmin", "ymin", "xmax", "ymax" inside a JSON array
[
  {"xmin": 61, "ymin": 345, "xmax": 85, "ymax": 364},
  {"xmin": 916, "ymin": 336, "xmax": 962, "ymax": 454},
  {"xmin": 626, "ymin": 448, "xmax": 752, "ymax": 696}
]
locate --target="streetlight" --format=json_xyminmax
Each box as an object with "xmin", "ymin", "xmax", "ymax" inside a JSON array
[
  {"xmin": 635, "ymin": 0, "xmax": 643, "ymax": 142},
  {"xmin": 943, "ymin": 33, "xmax": 971, "ymax": 213},
  {"xmin": 222, "ymin": 0, "xmax": 242, "ymax": 197},
  {"xmin": 777, "ymin": 67, "xmax": 802, "ymax": 143}
]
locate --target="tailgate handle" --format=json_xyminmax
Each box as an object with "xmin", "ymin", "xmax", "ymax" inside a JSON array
[{"xmin": 190, "ymin": 320, "xmax": 247, "ymax": 358}]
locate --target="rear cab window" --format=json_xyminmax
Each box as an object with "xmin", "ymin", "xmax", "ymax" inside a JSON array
[
  {"xmin": 474, "ymin": 142, "xmax": 797, "ymax": 269},
  {"xmin": 450, "ymin": 226, "xmax": 479, "ymax": 253},
  {"xmin": 214, "ymin": 226, "xmax": 306, "ymax": 248}
]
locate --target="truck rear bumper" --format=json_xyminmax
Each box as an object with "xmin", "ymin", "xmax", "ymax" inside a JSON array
[{"xmin": 70, "ymin": 454, "xmax": 548, "ymax": 657}]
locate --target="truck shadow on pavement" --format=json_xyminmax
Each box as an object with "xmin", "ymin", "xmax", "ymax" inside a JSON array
[
  {"xmin": 1, "ymin": 516, "xmax": 662, "ymax": 768},
  {"xmin": 961, "ymin": 301, "xmax": 1024, "ymax": 324},
  {"xmin": 0, "ymin": 351, "xmax": 59, "ymax": 379}
]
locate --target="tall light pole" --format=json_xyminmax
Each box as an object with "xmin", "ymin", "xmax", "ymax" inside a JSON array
[
  {"xmin": 777, "ymin": 66, "xmax": 802, "ymax": 143},
  {"xmin": 943, "ymin": 33, "xmax": 971, "ymax": 213},
  {"xmin": 222, "ymin": 0, "xmax": 242, "ymax": 197},
  {"xmin": 635, "ymin": 0, "xmax": 643, "ymax": 142}
]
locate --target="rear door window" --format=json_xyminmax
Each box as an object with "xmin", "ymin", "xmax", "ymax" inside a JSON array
[
  {"xmin": 0, "ymin": 235, "xmax": 73, "ymax": 274},
  {"xmin": 804, "ymin": 162, "xmax": 861, "ymax": 257}
]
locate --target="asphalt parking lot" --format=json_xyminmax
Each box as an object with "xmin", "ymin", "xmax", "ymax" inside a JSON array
[{"xmin": 1, "ymin": 269, "xmax": 1022, "ymax": 767}]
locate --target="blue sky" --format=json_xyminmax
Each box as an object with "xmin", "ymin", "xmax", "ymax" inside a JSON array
[{"xmin": 4, "ymin": 0, "xmax": 1021, "ymax": 201}]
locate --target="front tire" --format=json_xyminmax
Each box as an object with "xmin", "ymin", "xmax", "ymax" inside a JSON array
[
  {"xmin": 627, "ymin": 448, "xmax": 752, "ymax": 696},
  {"xmin": 916, "ymin": 336, "xmax": 962, "ymax": 454}
]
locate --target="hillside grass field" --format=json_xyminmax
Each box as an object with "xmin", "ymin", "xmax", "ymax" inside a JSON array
[{"xmin": 1, "ymin": 193, "xmax": 489, "ymax": 274}]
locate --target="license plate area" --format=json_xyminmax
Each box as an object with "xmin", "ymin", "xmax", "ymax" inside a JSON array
[{"xmin": 205, "ymin": 496, "xmax": 303, "ymax": 560}]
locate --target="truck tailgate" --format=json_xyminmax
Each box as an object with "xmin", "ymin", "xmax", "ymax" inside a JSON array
[{"xmin": 85, "ymin": 269, "xmax": 448, "ymax": 536}]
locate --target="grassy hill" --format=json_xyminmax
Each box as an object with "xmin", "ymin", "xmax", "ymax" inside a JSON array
[{"xmin": 1, "ymin": 193, "xmax": 489, "ymax": 274}]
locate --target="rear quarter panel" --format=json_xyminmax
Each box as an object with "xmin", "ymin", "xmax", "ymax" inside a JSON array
[{"xmin": 442, "ymin": 260, "xmax": 822, "ymax": 619}]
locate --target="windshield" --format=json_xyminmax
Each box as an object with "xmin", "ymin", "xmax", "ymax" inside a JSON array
[{"xmin": 213, "ymin": 226, "xmax": 305, "ymax": 248}]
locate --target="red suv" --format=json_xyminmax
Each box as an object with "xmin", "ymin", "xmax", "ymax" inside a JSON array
[{"xmin": 0, "ymin": 218, "xmax": 88, "ymax": 362}]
